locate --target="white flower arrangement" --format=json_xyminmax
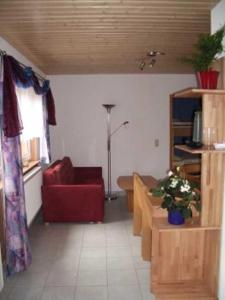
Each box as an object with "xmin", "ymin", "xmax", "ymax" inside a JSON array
[{"xmin": 151, "ymin": 167, "xmax": 201, "ymax": 219}]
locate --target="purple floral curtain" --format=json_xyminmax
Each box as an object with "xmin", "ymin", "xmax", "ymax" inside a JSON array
[
  {"xmin": 1, "ymin": 135, "xmax": 31, "ymax": 276},
  {"xmin": 0, "ymin": 57, "xmax": 31, "ymax": 276}
]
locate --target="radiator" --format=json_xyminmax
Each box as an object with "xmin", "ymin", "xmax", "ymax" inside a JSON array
[{"xmin": 24, "ymin": 166, "xmax": 42, "ymax": 226}]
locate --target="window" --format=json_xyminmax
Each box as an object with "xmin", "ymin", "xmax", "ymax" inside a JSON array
[{"xmin": 16, "ymin": 86, "xmax": 49, "ymax": 172}]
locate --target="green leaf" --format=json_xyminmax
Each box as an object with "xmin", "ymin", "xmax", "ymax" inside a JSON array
[
  {"xmin": 193, "ymin": 202, "xmax": 201, "ymax": 212},
  {"xmin": 182, "ymin": 208, "xmax": 192, "ymax": 219},
  {"xmin": 181, "ymin": 25, "xmax": 225, "ymax": 71}
]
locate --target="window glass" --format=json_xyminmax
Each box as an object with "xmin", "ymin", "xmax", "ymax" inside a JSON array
[{"xmin": 16, "ymin": 87, "xmax": 48, "ymax": 164}]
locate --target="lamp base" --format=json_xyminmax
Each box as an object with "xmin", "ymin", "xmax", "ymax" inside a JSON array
[{"xmin": 105, "ymin": 193, "xmax": 118, "ymax": 201}]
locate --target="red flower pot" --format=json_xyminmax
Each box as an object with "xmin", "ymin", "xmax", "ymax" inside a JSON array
[{"xmin": 196, "ymin": 70, "xmax": 219, "ymax": 89}]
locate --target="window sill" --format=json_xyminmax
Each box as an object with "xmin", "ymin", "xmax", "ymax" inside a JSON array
[{"xmin": 22, "ymin": 160, "xmax": 40, "ymax": 175}]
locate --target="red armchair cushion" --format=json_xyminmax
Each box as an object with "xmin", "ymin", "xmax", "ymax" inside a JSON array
[
  {"xmin": 55, "ymin": 157, "xmax": 74, "ymax": 184},
  {"xmin": 43, "ymin": 160, "xmax": 61, "ymax": 185}
]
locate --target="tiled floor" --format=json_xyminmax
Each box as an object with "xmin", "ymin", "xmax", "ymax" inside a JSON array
[{"xmin": 0, "ymin": 196, "xmax": 155, "ymax": 300}]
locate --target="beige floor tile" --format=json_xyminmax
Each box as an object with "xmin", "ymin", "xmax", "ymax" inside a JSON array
[
  {"xmin": 108, "ymin": 285, "xmax": 142, "ymax": 300},
  {"xmin": 81, "ymin": 247, "xmax": 106, "ymax": 258},
  {"xmin": 79, "ymin": 257, "xmax": 106, "ymax": 271},
  {"xmin": 107, "ymin": 257, "xmax": 134, "ymax": 270},
  {"xmin": 41, "ymin": 286, "xmax": 75, "ymax": 300},
  {"xmin": 75, "ymin": 286, "xmax": 107, "ymax": 300},
  {"xmin": 15, "ymin": 270, "xmax": 49, "ymax": 288},
  {"xmin": 7, "ymin": 285, "xmax": 43, "ymax": 300},
  {"xmin": 46, "ymin": 269, "xmax": 77, "ymax": 286},
  {"xmin": 106, "ymin": 246, "xmax": 132, "ymax": 258},
  {"xmin": 77, "ymin": 270, "xmax": 107, "ymax": 286},
  {"xmin": 107, "ymin": 269, "xmax": 138, "ymax": 286}
]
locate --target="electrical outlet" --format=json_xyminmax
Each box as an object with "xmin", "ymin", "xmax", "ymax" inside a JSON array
[{"xmin": 154, "ymin": 139, "xmax": 159, "ymax": 147}]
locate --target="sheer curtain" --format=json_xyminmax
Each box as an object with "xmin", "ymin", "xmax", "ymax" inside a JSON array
[{"xmin": 16, "ymin": 86, "xmax": 49, "ymax": 163}]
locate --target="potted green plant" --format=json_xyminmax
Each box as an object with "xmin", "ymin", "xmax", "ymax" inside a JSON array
[
  {"xmin": 150, "ymin": 168, "xmax": 201, "ymax": 225},
  {"xmin": 183, "ymin": 25, "xmax": 225, "ymax": 89}
]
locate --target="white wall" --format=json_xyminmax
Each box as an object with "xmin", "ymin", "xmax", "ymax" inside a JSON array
[
  {"xmin": 211, "ymin": 0, "xmax": 225, "ymax": 58},
  {"xmin": 49, "ymin": 74, "xmax": 196, "ymax": 191},
  {"xmin": 0, "ymin": 37, "xmax": 44, "ymax": 75}
]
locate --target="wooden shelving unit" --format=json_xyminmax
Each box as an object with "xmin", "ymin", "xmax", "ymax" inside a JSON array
[{"xmin": 151, "ymin": 88, "xmax": 225, "ymax": 300}]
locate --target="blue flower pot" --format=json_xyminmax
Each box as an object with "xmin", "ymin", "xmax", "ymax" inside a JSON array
[{"xmin": 168, "ymin": 210, "xmax": 185, "ymax": 225}]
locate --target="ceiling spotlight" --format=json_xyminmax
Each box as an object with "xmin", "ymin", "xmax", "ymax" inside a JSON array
[
  {"xmin": 147, "ymin": 50, "xmax": 165, "ymax": 57},
  {"xmin": 139, "ymin": 60, "xmax": 146, "ymax": 71},
  {"xmin": 149, "ymin": 58, "xmax": 156, "ymax": 68},
  {"xmin": 138, "ymin": 49, "xmax": 165, "ymax": 71}
]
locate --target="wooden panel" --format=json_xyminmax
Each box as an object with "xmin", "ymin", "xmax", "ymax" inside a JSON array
[
  {"xmin": 151, "ymin": 227, "xmax": 219, "ymax": 299},
  {"xmin": 0, "ymin": 0, "xmax": 219, "ymax": 74},
  {"xmin": 203, "ymin": 230, "xmax": 220, "ymax": 295},
  {"xmin": 179, "ymin": 231, "xmax": 204, "ymax": 281},
  {"xmin": 141, "ymin": 192, "xmax": 166, "ymax": 261},
  {"xmin": 133, "ymin": 173, "xmax": 166, "ymax": 260},
  {"xmin": 152, "ymin": 230, "xmax": 205, "ymax": 283},
  {"xmin": 201, "ymin": 152, "xmax": 225, "ymax": 227},
  {"xmin": 133, "ymin": 174, "xmax": 144, "ymax": 236},
  {"xmin": 203, "ymin": 93, "xmax": 225, "ymax": 143}
]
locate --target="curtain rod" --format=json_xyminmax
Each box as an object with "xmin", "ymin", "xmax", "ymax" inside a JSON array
[{"xmin": 0, "ymin": 49, "xmax": 46, "ymax": 82}]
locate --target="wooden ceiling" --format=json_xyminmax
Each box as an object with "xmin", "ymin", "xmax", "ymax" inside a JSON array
[{"xmin": 0, "ymin": 0, "xmax": 220, "ymax": 74}]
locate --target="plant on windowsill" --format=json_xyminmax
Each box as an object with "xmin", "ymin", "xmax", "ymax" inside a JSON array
[
  {"xmin": 182, "ymin": 25, "xmax": 225, "ymax": 89},
  {"xmin": 150, "ymin": 167, "xmax": 201, "ymax": 225}
]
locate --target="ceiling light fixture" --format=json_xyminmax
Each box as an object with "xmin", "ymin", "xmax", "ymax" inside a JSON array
[{"xmin": 138, "ymin": 50, "xmax": 165, "ymax": 71}]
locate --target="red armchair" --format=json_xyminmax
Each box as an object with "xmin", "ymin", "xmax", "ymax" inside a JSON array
[{"xmin": 42, "ymin": 157, "xmax": 105, "ymax": 222}]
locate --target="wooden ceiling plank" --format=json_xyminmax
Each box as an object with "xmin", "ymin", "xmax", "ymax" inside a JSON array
[{"xmin": 0, "ymin": 0, "xmax": 218, "ymax": 74}]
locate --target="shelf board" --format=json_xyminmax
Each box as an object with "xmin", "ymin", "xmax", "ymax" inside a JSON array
[
  {"xmin": 175, "ymin": 144, "xmax": 225, "ymax": 154},
  {"xmin": 152, "ymin": 281, "xmax": 216, "ymax": 299},
  {"xmin": 173, "ymin": 87, "xmax": 225, "ymax": 98},
  {"xmin": 152, "ymin": 217, "xmax": 220, "ymax": 231}
]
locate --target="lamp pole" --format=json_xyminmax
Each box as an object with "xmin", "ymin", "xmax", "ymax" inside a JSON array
[
  {"xmin": 102, "ymin": 104, "xmax": 116, "ymax": 201},
  {"xmin": 103, "ymin": 104, "xmax": 129, "ymax": 201}
]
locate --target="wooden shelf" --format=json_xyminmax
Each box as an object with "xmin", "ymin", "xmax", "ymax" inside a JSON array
[
  {"xmin": 175, "ymin": 144, "xmax": 225, "ymax": 154},
  {"xmin": 152, "ymin": 281, "xmax": 216, "ymax": 300},
  {"xmin": 173, "ymin": 87, "xmax": 225, "ymax": 98},
  {"xmin": 173, "ymin": 126, "xmax": 192, "ymax": 137},
  {"xmin": 152, "ymin": 217, "xmax": 220, "ymax": 231}
]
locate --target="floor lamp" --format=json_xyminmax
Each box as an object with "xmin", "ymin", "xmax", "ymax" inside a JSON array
[{"xmin": 102, "ymin": 104, "xmax": 129, "ymax": 201}]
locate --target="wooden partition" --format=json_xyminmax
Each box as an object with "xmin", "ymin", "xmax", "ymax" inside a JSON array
[
  {"xmin": 150, "ymin": 88, "xmax": 225, "ymax": 300},
  {"xmin": 133, "ymin": 173, "xmax": 166, "ymax": 261}
]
